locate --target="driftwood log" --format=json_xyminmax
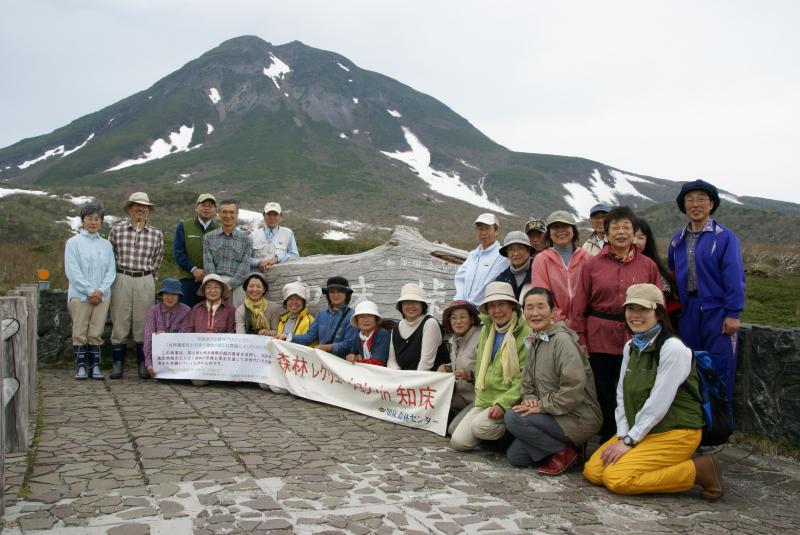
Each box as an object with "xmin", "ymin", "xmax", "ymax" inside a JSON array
[
  {"xmin": 9, "ymin": 285, "xmax": 37, "ymax": 415},
  {"xmin": 264, "ymin": 226, "xmax": 468, "ymax": 321},
  {"xmin": 0, "ymin": 297, "xmax": 29, "ymax": 454}
]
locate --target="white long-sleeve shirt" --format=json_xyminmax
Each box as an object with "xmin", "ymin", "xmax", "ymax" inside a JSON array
[
  {"xmin": 453, "ymin": 241, "xmax": 509, "ymax": 306},
  {"xmin": 387, "ymin": 316, "xmax": 442, "ymax": 371}
]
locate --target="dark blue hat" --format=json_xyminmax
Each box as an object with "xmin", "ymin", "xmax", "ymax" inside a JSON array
[
  {"xmin": 322, "ymin": 276, "xmax": 353, "ymax": 294},
  {"xmin": 676, "ymin": 179, "xmax": 720, "ymax": 215},
  {"xmin": 589, "ymin": 202, "xmax": 611, "ymax": 217},
  {"xmin": 157, "ymin": 278, "xmax": 183, "ymax": 296}
]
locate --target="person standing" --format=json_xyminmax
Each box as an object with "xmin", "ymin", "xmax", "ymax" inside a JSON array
[
  {"xmin": 203, "ymin": 199, "xmax": 252, "ymax": 308},
  {"xmin": 64, "ymin": 203, "xmax": 116, "ymax": 380},
  {"xmin": 495, "ymin": 231, "xmax": 535, "ymax": 301},
  {"xmin": 524, "ymin": 218, "xmax": 547, "ymax": 254},
  {"xmin": 173, "ymin": 193, "xmax": 219, "ymax": 307},
  {"xmin": 581, "ymin": 202, "xmax": 611, "ymax": 256},
  {"xmin": 251, "ymin": 202, "xmax": 299, "ymax": 272},
  {"xmin": 109, "ymin": 192, "xmax": 164, "ymax": 380},
  {"xmin": 454, "ymin": 213, "xmax": 510, "ymax": 307},
  {"xmin": 668, "ymin": 179, "xmax": 745, "ymax": 402}
]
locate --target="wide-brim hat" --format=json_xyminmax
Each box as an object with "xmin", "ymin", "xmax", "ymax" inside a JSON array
[
  {"xmin": 479, "ymin": 282, "xmax": 521, "ymax": 314},
  {"xmin": 123, "ymin": 192, "xmax": 155, "ymax": 210},
  {"xmin": 157, "ymin": 278, "xmax": 183, "ymax": 297},
  {"xmin": 623, "ymin": 283, "xmax": 664, "ymax": 309},
  {"xmin": 322, "ymin": 276, "xmax": 353, "ymax": 294},
  {"xmin": 395, "ymin": 283, "xmax": 428, "ymax": 313},
  {"xmin": 197, "ymin": 273, "xmax": 232, "ymax": 300},
  {"xmin": 350, "ymin": 300, "xmax": 381, "ymax": 327},
  {"xmin": 499, "ymin": 230, "xmax": 535, "ymax": 257},
  {"xmin": 546, "ymin": 210, "xmax": 576, "ymax": 227},
  {"xmin": 242, "ymin": 272, "xmax": 269, "ymax": 296},
  {"xmin": 676, "ymin": 179, "xmax": 720, "ymax": 215},
  {"xmin": 442, "ymin": 300, "xmax": 480, "ymax": 328},
  {"xmin": 282, "ymin": 281, "xmax": 309, "ymax": 305},
  {"xmin": 525, "ymin": 219, "xmax": 546, "ymax": 235}
]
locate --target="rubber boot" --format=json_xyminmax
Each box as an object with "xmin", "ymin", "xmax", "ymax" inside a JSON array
[
  {"xmin": 74, "ymin": 345, "xmax": 88, "ymax": 380},
  {"xmin": 88, "ymin": 346, "xmax": 104, "ymax": 380},
  {"xmin": 136, "ymin": 343, "xmax": 149, "ymax": 379},
  {"xmin": 110, "ymin": 343, "xmax": 126, "ymax": 379}
]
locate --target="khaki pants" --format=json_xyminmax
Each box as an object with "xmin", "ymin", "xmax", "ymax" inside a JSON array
[
  {"xmin": 450, "ymin": 406, "xmax": 507, "ymax": 451},
  {"xmin": 583, "ymin": 429, "xmax": 702, "ymax": 495},
  {"xmin": 111, "ymin": 273, "xmax": 154, "ymax": 344},
  {"xmin": 68, "ymin": 298, "xmax": 111, "ymax": 346}
]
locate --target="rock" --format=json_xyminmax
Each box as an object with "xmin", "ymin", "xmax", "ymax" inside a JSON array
[{"xmin": 107, "ymin": 523, "xmax": 151, "ymax": 535}]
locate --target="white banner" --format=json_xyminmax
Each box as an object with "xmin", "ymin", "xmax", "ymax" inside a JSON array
[{"xmin": 152, "ymin": 334, "xmax": 455, "ymax": 435}]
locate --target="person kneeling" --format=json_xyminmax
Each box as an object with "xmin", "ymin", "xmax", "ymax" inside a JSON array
[
  {"xmin": 345, "ymin": 301, "xmax": 390, "ymax": 366},
  {"xmin": 143, "ymin": 278, "xmax": 191, "ymax": 379},
  {"xmin": 505, "ymin": 288, "xmax": 601, "ymax": 475},
  {"xmin": 450, "ymin": 282, "xmax": 530, "ymax": 451},
  {"xmin": 583, "ymin": 284, "xmax": 723, "ymax": 500}
]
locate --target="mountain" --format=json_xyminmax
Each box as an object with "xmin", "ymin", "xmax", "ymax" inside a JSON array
[{"xmin": 1, "ymin": 35, "xmax": 797, "ymax": 244}]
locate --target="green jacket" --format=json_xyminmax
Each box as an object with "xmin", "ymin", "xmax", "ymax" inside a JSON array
[
  {"xmin": 176, "ymin": 217, "xmax": 219, "ymax": 279},
  {"xmin": 473, "ymin": 313, "xmax": 531, "ymax": 411}
]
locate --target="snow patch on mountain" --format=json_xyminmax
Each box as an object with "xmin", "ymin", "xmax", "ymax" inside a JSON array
[
  {"xmin": 563, "ymin": 168, "xmax": 652, "ymax": 218},
  {"xmin": 337, "ymin": 62, "xmax": 350, "ymax": 72},
  {"xmin": 206, "ymin": 123, "xmax": 214, "ymax": 135},
  {"xmin": 339, "ymin": 133, "xmax": 349, "ymax": 139},
  {"xmin": 322, "ymin": 230, "xmax": 353, "ymax": 241},
  {"xmin": 352, "ymin": 97, "xmax": 359, "ymax": 104},
  {"xmin": 0, "ymin": 187, "xmax": 48, "ymax": 199},
  {"xmin": 208, "ymin": 88, "xmax": 221, "ymax": 104},
  {"xmin": 386, "ymin": 109, "xmax": 402, "ymax": 118},
  {"xmin": 105, "ymin": 125, "xmax": 198, "ymax": 172},
  {"xmin": 609, "ymin": 169, "xmax": 653, "ymax": 185},
  {"xmin": 401, "ymin": 215, "xmax": 419, "ymax": 222},
  {"xmin": 17, "ymin": 133, "xmax": 95, "ymax": 169},
  {"xmin": 311, "ymin": 218, "xmax": 366, "ymax": 231},
  {"xmin": 263, "ymin": 53, "xmax": 292, "ymax": 89},
  {"xmin": 458, "ymin": 159, "xmax": 481, "ymax": 171},
  {"xmin": 607, "ymin": 170, "xmax": 652, "ymax": 199},
  {"xmin": 63, "ymin": 194, "xmax": 94, "ymax": 205},
  {"xmin": 237, "ymin": 209, "xmax": 263, "ymax": 231},
  {"xmin": 381, "ymin": 127, "xmax": 511, "ymax": 215},
  {"xmin": 719, "ymin": 192, "xmax": 743, "ymax": 204}
]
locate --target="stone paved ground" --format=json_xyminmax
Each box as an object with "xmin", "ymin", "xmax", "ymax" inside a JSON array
[{"xmin": 2, "ymin": 369, "xmax": 800, "ymax": 534}]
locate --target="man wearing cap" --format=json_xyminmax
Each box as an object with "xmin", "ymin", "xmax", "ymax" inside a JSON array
[
  {"xmin": 524, "ymin": 218, "xmax": 547, "ymax": 254},
  {"xmin": 109, "ymin": 192, "xmax": 164, "ymax": 379},
  {"xmin": 454, "ymin": 213, "xmax": 510, "ymax": 307},
  {"xmin": 203, "ymin": 199, "xmax": 252, "ymax": 308},
  {"xmin": 251, "ymin": 202, "xmax": 299, "ymax": 273},
  {"xmin": 173, "ymin": 193, "xmax": 219, "ymax": 307},
  {"xmin": 581, "ymin": 202, "xmax": 611, "ymax": 256},
  {"xmin": 668, "ymin": 179, "xmax": 745, "ymax": 402}
]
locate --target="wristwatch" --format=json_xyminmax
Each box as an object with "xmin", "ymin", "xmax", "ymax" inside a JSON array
[{"xmin": 622, "ymin": 435, "xmax": 636, "ymax": 447}]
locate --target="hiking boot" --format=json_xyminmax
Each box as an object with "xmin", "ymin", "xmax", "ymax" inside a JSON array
[
  {"xmin": 537, "ymin": 443, "xmax": 578, "ymax": 476},
  {"xmin": 74, "ymin": 345, "xmax": 88, "ymax": 380},
  {"xmin": 88, "ymin": 346, "xmax": 104, "ymax": 380},
  {"xmin": 110, "ymin": 344, "xmax": 126, "ymax": 379},
  {"xmin": 136, "ymin": 343, "xmax": 149, "ymax": 379},
  {"xmin": 693, "ymin": 454, "xmax": 724, "ymax": 501}
]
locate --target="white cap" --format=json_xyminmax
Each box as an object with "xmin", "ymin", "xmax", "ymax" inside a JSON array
[
  {"xmin": 350, "ymin": 300, "xmax": 381, "ymax": 327},
  {"xmin": 474, "ymin": 213, "xmax": 498, "ymax": 226},
  {"xmin": 263, "ymin": 202, "xmax": 282, "ymax": 214}
]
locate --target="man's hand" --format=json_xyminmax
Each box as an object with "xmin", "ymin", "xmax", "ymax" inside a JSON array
[
  {"xmin": 722, "ymin": 317, "xmax": 741, "ymax": 335},
  {"xmin": 258, "ymin": 259, "xmax": 271, "ymax": 272},
  {"xmin": 487, "ymin": 404, "xmax": 505, "ymax": 420}
]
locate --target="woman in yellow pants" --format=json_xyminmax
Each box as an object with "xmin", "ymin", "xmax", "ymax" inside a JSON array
[{"xmin": 583, "ymin": 284, "xmax": 724, "ymax": 501}]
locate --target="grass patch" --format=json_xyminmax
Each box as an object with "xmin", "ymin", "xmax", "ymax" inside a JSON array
[
  {"xmin": 730, "ymin": 431, "xmax": 800, "ymax": 459},
  {"xmin": 740, "ymin": 274, "xmax": 800, "ymax": 328}
]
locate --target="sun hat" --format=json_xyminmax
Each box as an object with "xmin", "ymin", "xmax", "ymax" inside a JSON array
[
  {"xmin": 196, "ymin": 193, "xmax": 216, "ymax": 205},
  {"xmin": 623, "ymin": 283, "xmax": 664, "ymax": 309},
  {"xmin": 395, "ymin": 283, "xmax": 428, "ymax": 313},
  {"xmin": 350, "ymin": 300, "xmax": 381, "ymax": 328},
  {"xmin": 281, "ymin": 281, "xmax": 309, "ymax": 305},
  {"xmin": 157, "ymin": 278, "xmax": 183, "ymax": 297},
  {"xmin": 123, "ymin": 192, "xmax": 155, "ymax": 210},
  {"xmin": 524, "ymin": 219, "xmax": 546, "ymax": 235},
  {"xmin": 479, "ymin": 282, "xmax": 521, "ymax": 314},
  {"xmin": 546, "ymin": 210, "xmax": 576, "ymax": 227},
  {"xmin": 474, "ymin": 213, "xmax": 498, "ymax": 226},
  {"xmin": 676, "ymin": 179, "xmax": 720, "ymax": 215},
  {"xmin": 499, "ymin": 231, "xmax": 535, "ymax": 257},
  {"xmin": 242, "ymin": 272, "xmax": 269, "ymax": 296},
  {"xmin": 442, "ymin": 300, "xmax": 481, "ymax": 330},
  {"xmin": 589, "ymin": 202, "xmax": 611, "ymax": 217},
  {"xmin": 196, "ymin": 273, "xmax": 231, "ymax": 300},
  {"xmin": 263, "ymin": 202, "xmax": 282, "ymax": 214},
  {"xmin": 322, "ymin": 276, "xmax": 353, "ymax": 295}
]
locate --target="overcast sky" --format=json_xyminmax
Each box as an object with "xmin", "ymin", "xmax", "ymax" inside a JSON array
[{"xmin": 2, "ymin": 0, "xmax": 798, "ymax": 202}]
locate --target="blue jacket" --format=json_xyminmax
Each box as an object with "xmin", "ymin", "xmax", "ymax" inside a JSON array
[
  {"xmin": 668, "ymin": 220, "xmax": 745, "ymax": 318},
  {"xmin": 345, "ymin": 328, "xmax": 390, "ymax": 363},
  {"xmin": 292, "ymin": 305, "xmax": 358, "ymax": 357},
  {"xmin": 64, "ymin": 230, "xmax": 116, "ymax": 301}
]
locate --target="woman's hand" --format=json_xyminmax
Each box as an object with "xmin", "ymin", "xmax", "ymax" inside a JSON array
[
  {"xmin": 436, "ymin": 364, "xmax": 448, "ymax": 373},
  {"xmin": 345, "ymin": 354, "xmax": 359, "ymax": 363},
  {"xmin": 487, "ymin": 404, "xmax": 505, "ymax": 419},
  {"xmin": 317, "ymin": 343, "xmax": 333, "ymax": 353},
  {"xmin": 277, "ymin": 334, "xmax": 289, "ymax": 341},
  {"xmin": 257, "ymin": 329, "xmax": 269, "ymax": 336},
  {"xmin": 512, "ymin": 399, "xmax": 542, "ymax": 416},
  {"xmin": 600, "ymin": 440, "xmax": 632, "ymax": 466},
  {"xmin": 453, "ymin": 369, "xmax": 471, "ymax": 381}
]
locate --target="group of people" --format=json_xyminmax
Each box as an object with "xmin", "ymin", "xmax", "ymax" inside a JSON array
[{"xmin": 64, "ymin": 178, "xmax": 744, "ymax": 502}]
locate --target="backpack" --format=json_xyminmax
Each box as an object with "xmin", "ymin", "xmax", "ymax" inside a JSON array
[{"xmin": 651, "ymin": 336, "xmax": 735, "ymax": 446}]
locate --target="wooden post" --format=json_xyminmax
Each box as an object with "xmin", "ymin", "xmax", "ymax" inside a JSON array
[
  {"xmin": 0, "ymin": 304, "xmax": 5, "ymax": 518},
  {"xmin": 0, "ymin": 297, "xmax": 29, "ymax": 453},
  {"xmin": 10, "ymin": 286, "xmax": 37, "ymax": 416}
]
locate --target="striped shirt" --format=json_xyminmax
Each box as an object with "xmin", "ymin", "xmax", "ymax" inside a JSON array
[
  {"xmin": 109, "ymin": 220, "xmax": 164, "ymax": 277},
  {"xmin": 202, "ymin": 227, "xmax": 252, "ymax": 289}
]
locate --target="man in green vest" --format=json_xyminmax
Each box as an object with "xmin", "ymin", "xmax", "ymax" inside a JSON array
[{"xmin": 173, "ymin": 193, "xmax": 219, "ymax": 306}]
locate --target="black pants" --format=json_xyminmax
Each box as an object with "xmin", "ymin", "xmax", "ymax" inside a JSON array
[{"xmin": 589, "ymin": 353, "xmax": 623, "ymax": 443}]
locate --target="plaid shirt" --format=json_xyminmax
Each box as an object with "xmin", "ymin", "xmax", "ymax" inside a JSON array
[
  {"xmin": 203, "ymin": 227, "xmax": 252, "ymax": 288},
  {"xmin": 109, "ymin": 220, "xmax": 164, "ymax": 278}
]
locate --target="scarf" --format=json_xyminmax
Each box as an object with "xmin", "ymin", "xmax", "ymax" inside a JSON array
[
  {"xmin": 610, "ymin": 246, "xmax": 635, "ymax": 264},
  {"xmin": 524, "ymin": 330, "xmax": 550, "ymax": 348},
  {"xmin": 510, "ymin": 261, "xmax": 529, "ymax": 287},
  {"xmin": 632, "ymin": 323, "xmax": 662, "ymax": 351},
  {"xmin": 244, "ymin": 297, "xmax": 270, "ymax": 332},
  {"xmin": 359, "ymin": 329, "xmax": 376, "ymax": 359},
  {"xmin": 475, "ymin": 311, "xmax": 521, "ymax": 391},
  {"xmin": 205, "ymin": 300, "xmax": 221, "ymax": 332}
]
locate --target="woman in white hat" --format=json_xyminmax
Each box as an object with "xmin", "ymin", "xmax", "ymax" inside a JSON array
[
  {"xmin": 450, "ymin": 282, "xmax": 531, "ymax": 451},
  {"xmin": 276, "ymin": 281, "xmax": 314, "ymax": 338},
  {"xmin": 344, "ymin": 300, "xmax": 390, "ymax": 366},
  {"xmin": 584, "ymin": 284, "xmax": 723, "ymax": 501},
  {"xmin": 387, "ymin": 283, "xmax": 443, "ymax": 371}
]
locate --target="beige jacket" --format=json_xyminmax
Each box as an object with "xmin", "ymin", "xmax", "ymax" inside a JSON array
[
  {"xmin": 521, "ymin": 321, "xmax": 602, "ymax": 444},
  {"xmin": 447, "ymin": 325, "xmax": 480, "ymax": 407}
]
